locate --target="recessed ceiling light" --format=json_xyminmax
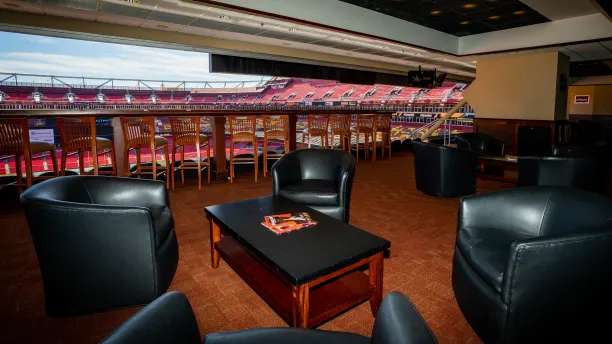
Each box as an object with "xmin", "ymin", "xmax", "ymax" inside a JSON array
[
  {"xmin": 488, "ymin": 15, "xmax": 501, "ymax": 20},
  {"xmin": 513, "ymin": 10, "xmax": 526, "ymax": 15},
  {"xmin": 459, "ymin": 20, "xmax": 470, "ymax": 25},
  {"xmin": 430, "ymin": 10, "xmax": 442, "ymax": 15},
  {"xmin": 463, "ymin": 3, "xmax": 477, "ymax": 9}
]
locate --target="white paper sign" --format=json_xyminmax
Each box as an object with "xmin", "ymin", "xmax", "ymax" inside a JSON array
[{"xmin": 29, "ymin": 129, "xmax": 55, "ymax": 145}]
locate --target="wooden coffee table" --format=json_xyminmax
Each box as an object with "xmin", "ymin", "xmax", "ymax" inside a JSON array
[{"xmin": 204, "ymin": 196, "xmax": 390, "ymax": 328}]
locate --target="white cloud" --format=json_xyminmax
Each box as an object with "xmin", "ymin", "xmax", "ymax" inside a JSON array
[{"xmin": 0, "ymin": 38, "xmax": 269, "ymax": 84}]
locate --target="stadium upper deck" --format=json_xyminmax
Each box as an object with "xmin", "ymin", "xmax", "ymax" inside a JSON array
[{"xmin": 0, "ymin": 73, "xmax": 466, "ymax": 112}]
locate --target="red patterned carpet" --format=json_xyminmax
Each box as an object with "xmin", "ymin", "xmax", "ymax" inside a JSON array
[{"xmin": 0, "ymin": 150, "xmax": 513, "ymax": 343}]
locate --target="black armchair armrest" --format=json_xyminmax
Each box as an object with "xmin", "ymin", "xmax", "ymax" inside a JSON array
[
  {"xmin": 501, "ymin": 232, "xmax": 612, "ymax": 342},
  {"xmin": 372, "ymin": 292, "xmax": 437, "ymax": 344},
  {"xmin": 271, "ymin": 153, "xmax": 301, "ymax": 196},
  {"xmin": 101, "ymin": 291, "xmax": 202, "ymax": 344}
]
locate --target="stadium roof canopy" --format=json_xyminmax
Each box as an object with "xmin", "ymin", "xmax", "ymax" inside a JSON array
[{"xmin": 0, "ymin": 0, "xmax": 610, "ymax": 81}]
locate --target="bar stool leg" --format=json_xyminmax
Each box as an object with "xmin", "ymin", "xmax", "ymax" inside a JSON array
[
  {"xmin": 50, "ymin": 149, "xmax": 58, "ymax": 176},
  {"xmin": 181, "ymin": 147, "xmax": 185, "ymax": 185},
  {"xmin": 136, "ymin": 148, "xmax": 142, "ymax": 177},
  {"xmin": 163, "ymin": 145, "xmax": 170, "ymax": 189},
  {"xmin": 151, "ymin": 144, "xmax": 157, "ymax": 182},
  {"xmin": 206, "ymin": 140, "xmax": 211, "ymax": 184},
  {"xmin": 124, "ymin": 148, "xmax": 130, "ymax": 176},
  {"xmin": 171, "ymin": 145, "xmax": 177, "ymax": 191},
  {"xmin": 253, "ymin": 138, "xmax": 258, "ymax": 183},
  {"xmin": 263, "ymin": 136, "xmax": 268, "ymax": 177},
  {"xmin": 196, "ymin": 142, "xmax": 202, "ymax": 191}
]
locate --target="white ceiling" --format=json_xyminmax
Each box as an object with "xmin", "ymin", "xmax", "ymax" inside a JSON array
[{"xmin": 0, "ymin": 0, "xmax": 610, "ymax": 79}]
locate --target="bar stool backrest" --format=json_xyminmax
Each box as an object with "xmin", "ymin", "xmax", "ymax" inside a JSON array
[
  {"xmin": 329, "ymin": 115, "xmax": 351, "ymax": 133},
  {"xmin": 376, "ymin": 114, "xmax": 392, "ymax": 131},
  {"xmin": 263, "ymin": 115, "xmax": 288, "ymax": 141},
  {"xmin": 0, "ymin": 118, "xmax": 27, "ymax": 155},
  {"xmin": 308, "ymin": 115, "xmax": 329, "ymax": 132},
  {"xmin": 229, "ymin": 116, "xmax": 256, "ymax": 143},
  {"xmin": 357, "ymin": 114, "xmax": 375, "ymax": 130},
  {"xmin": 121, "ymin": 117, "xmax": 155, "ymax": 148},
  {"xmin": 57, "ymin": 117, "xmax": 96, "ymax": 152},
  {"xmin": 170, "ymin": 117, "xmax": 201, "ymax": 146}
]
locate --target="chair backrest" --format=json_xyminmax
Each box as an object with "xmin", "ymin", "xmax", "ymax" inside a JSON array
[
  {"xmin": 517, "ymin": 156, "xmax": 605, "ymax": 193},
  {"xmin": 375, "ymin": 114, "xmax": 391, "ymax": 132},
  {"xmin": 121, "ymin": 117, "xmax": 155, "ymax": 148},
  {"xmin": 372, "ymin": 292, "xmax": 437, "ymax": 344},
  {"xmin": 357, "ymin": 114, "xmax": 375, "ymax": 130},
  {"xmin": 0, "ymin": 117, "xmax": 28, "ymax": 155},
  {"xmin": 228, "ymin": 116, "xmax": 256, "ymax": 143},
  {"xmin": 56, "ymin": 117, "xmax": 97, "ymax": 152},
  {"xmin": 329, "ymin": 115, "xmax": 351, "ymax": 133},
  {"xmin": 263, "ymin": 115, "xmax": 288, "ymax": 141},
  {"xmin": 170, "ymin": 116, "xmax": 201, "ymax": 146},
  {"xmin": 101, "ymin": 292, "xmax": 201, "ymax": 344},
  {"xmin": 307, "ymin": 114, "xmax": 329, "ymax": 132},
  {"xmin": 459, "ymin": 186, "xmax": 612, "ymax": 238}
]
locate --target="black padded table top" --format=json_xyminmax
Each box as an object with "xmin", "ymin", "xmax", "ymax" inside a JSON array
[{"xmin": 205, "ymin": 196, "xmax": 390, "ymax": 285}]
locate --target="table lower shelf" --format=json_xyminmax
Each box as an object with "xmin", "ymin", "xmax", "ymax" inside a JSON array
[{"xmin": 215, "ymin": 236, "xmax": 373, "ymax": 328}]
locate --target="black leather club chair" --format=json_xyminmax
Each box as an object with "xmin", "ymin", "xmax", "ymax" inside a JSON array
[
  {"xmin": 517, "ymin": 156, "xmax": 606, "ymax": 192},
  {"xmin": 20, "ymin": 176, "xmax": 179, "ymax": 316},
  {"xmin": 412, "ymin": 141, "xmax": 477, "ymax": 197},
  {"xmin": 457, "ymin": 132, "xmax": 505, "ymax": 156},
  {"xmin": 272, "ymin": 148, "xmax": 355, "ymax": 222},
  {"xmin": 101, "ymin": 291, "xmax": 437, "ymax": 344},
  {"xmin": 453, "ymin": 187, "xmax": 612, "ymax": 343}
]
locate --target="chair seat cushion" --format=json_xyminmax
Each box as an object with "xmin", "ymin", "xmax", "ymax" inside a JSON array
[
  {"xmin": 278, "ymin": 179, "xmax": 339, "ymax": 206},
  {"xmin": 457, "ymin": 226, "xmax": 530, "ymax": 293},
  {"xmin": 205, "ymin": 328, "xmax": 369, "ymax": 344},
  {"xmin": 30, "ymin": 141, "xmax": 56, "ymax": 154},
  {"xmin": 154, "ymin": 136, "xmax": 168, "ymax": 147}
]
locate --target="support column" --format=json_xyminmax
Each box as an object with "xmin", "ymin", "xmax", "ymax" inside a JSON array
[
  {"xmin": 288, "ymin": 114, "xmax": 298, "ymax": 151},
  {"xmin": 111, "ymin": 117, "xmax": 127, "ymax": 176}
]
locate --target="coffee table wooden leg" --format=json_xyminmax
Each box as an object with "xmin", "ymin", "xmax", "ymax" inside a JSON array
[
  {"xmin": 210, "ymin": 219, "xmax": 221, "ymax": 268},
  {"xmin": 292, "ymin": 284, "xmax": 310, "ymax": 328},
  {"xmin": 369, "ymin": 252, "xmax": 384, "ymax": 315}
]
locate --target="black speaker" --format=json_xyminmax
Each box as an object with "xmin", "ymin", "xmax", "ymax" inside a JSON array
[{"xmin": 517, "ymin": 126, "xmax": 551, "ymax": 156}]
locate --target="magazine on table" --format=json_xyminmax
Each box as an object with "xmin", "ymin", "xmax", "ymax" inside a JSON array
[{"xmin": 261, "ymin": 212, "xmax": 317, "ymax": 235}]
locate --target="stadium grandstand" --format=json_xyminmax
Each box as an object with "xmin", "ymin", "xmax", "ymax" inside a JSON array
[{"xmin": 0, "ymin": 72, "xmax": 473, "ymax": 176}]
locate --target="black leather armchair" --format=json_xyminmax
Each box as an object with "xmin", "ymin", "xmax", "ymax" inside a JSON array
[
  {"xmin": 517, "ymin": 156, "xmax": 605, "ymax": 192},
  {"xmin": 453, "ymin": 187, "xmax": 612, "ymax": 343},
  {"xmin": 412, "ymin": 141, "xmax": 477, "ymax": 197},
  {"xmin": 457, "ymin": 132, "xmax": 505, "ymax": 156},
  {"xmin": 101, "ymin": 291, "xmax": 437, "ymax": 344},
  {"xmin": 20, "ymin": 176, "xmax": 179, "ymax": 316},
  {"xmin": 272, "ymin": 149, "xmax": 355, "ymax": 222}
]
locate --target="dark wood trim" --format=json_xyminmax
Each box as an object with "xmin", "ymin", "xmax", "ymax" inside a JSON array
[{"xmin": 474, "ymin": 118, "xmax": 556, "ymax": 155}]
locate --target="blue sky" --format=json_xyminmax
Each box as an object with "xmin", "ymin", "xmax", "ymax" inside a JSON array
[{"xmin": 0, "ymin": 31, "xmax": 269, "ymax": 85}]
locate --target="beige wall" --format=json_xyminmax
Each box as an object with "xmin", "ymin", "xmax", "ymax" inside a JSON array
[
  {"xmin": 464, "ymin": 51, "xmax": 569, "ymax": 121},
  {"xmin": 567, "ymin": 84, "xmax": 612, "ymax": 116}
]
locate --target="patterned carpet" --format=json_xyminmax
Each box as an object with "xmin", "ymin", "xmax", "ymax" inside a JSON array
[{"xmin": 0, "ymin": 150, "xmax": 513, "ymax": 343}]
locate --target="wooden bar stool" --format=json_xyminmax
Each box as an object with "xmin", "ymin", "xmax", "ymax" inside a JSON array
[
  {"xmin": 303, "ymin": 114, "xmax": 329, "ymax": 148},
  {"xmin": 121, "ymin": 117, "xmax": 170, "ymax": 188},
  {"xmin": 228, "ymin": 116, "xmax": 258, "ymax": 183},
  {"xmin": 375, "ymin": 114, "xmax": 392, "ymax": 160},
  {"xmin": 352, "ymin": 114, "xmax": 375, "ymax": 163},
  {"xmin": 262, "ymin": 115, "xmax": 289, "ymax": 177},
  {"xmin": 0, "ymin": 117, "xmax": 58, "ymax": 187},
  {"xmin": 328, "ymin": 115, "xmax": 351, "ymax": 151},
  {"xmin": 169, "ymin": 116, "xmax": 211, "ymax": 191},
  {"xmin": 57, "ymin": 117, "xmax": 116, "ymax": 176}
]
